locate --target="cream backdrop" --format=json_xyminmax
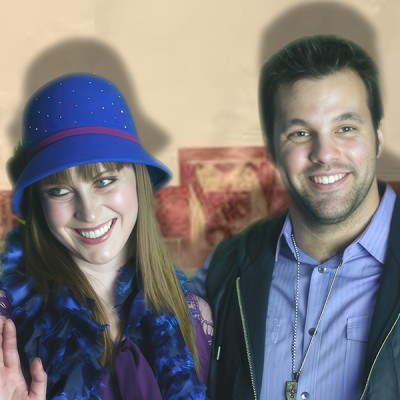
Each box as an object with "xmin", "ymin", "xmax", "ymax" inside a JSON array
[{"xmin": 1, "ymin": 0, "xmax": 400, "ymax": 190}]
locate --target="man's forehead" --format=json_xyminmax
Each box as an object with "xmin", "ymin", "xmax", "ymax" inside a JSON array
[{"xmin": 274, "ymin": 70, "xmax": 368, "ymax": 112}]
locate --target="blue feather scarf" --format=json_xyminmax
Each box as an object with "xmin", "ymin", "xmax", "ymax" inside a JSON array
[{"xmin": 1, "ymin": 227, "xmax": 207, "ymax": 399}]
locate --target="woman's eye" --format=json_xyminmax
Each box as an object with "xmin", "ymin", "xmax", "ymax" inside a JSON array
[
  {"xmin": 96, "ymin": 177, "xmax": 116, "ymax": 187},
  {"xmin": 45, "ymin": 187, "xmax": 70, "ymax": 197}
]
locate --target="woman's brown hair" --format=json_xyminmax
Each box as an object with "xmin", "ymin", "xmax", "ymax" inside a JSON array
[{"xmin": 25, "ymin": 162, "xmax": 199, "ymax": 370}]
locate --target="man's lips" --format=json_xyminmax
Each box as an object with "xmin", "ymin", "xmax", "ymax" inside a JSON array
[
  {"xmin": 310, "ymin": 173, "xmax": 347, "ymax": 185},
  {"xmin": 74, "ymin": 219, "xmax": 115, "ymax": 240}
]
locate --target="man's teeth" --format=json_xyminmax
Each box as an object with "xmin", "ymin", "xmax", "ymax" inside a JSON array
[
  {"xmin": 78, "ymin": 221, "xmax": 113, "ymax": 239},
  {"xmin": 312, "ymin": 174, "xmax": 346, "ymax": 185}
]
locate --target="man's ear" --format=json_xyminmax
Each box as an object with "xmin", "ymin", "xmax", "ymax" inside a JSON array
[
  {"xmin": 376, "ymin": 126, "xmax": 383, "ymax": 158},
  {"xmin": 266, "ymin": 146, "xmax": 276, "ymax": 165}
]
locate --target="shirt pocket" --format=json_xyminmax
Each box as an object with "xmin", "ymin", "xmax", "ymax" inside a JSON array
[
  {"xmin": 265, "ymin": 317, "xmax": 281, "ymax": 345},
  {"xmin": 347, "ymin": 315, "xmax": 371, "ymax": 342},
  {"xmin": 343, "ymin": 315, "xmax": 372, "ymax": 397}
]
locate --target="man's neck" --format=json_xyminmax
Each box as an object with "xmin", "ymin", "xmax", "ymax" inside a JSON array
[
  {"xmin": 290, "ymin": 219, "xmax": 361, "ymax": 262},
  {"xmin": 289, "ymin": 192, "xmax": 381, "ymax": 263}
]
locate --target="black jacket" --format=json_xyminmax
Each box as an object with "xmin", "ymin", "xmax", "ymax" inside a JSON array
[{"xmin": 206, "ymin": 193, "xmax": 400, "ymax": 400}]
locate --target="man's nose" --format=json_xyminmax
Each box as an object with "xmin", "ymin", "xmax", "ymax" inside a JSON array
[{"xmin": 309, "ymin": 134, "xmax": 340, "ymax": 165}]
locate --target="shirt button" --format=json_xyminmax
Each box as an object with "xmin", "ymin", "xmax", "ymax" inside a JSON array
[
  {"xmin": 318, "ymin": 267, "xmax": 326, "ymax": 273},
  {"xmin": 308, "ymin": 327, "xmax": 316, "ymax": 336},
  {"xmin": 301, "ymin": 392, "xmax": 309, "ymax": 399}
]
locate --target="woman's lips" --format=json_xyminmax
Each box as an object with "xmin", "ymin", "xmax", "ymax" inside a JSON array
[{"xmin": 72, "ymin": 219, "xmax": 116, "ymax": 244}]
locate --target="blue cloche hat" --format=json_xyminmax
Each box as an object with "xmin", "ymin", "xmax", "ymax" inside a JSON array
[{"xmin": 9, "ymin": 73, "xmax": 172, "ymax": 217}]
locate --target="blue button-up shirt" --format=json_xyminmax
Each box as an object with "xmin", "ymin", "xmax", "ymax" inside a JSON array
[{"xmin": 260, "ymin": 185, "xmax": 396, "ymax": 400}]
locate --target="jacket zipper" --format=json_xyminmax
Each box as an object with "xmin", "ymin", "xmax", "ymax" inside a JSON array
[
  {"xmin": 360, "ymin": 313, "xmax": 400, "ymax": 399},
  {"xmin": 236, "ymin": 277, "xmax": 258, "ymax": 400}
]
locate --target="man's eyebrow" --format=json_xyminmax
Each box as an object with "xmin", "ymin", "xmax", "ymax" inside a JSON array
[
  {"xmin": 334, "ymin": 112, "xmax": 364, "ymax": 123},
  {"xmin": 288, "ymin": 118, "xmax": 307, "ymax": 126},
  {"xmin": 279, "ymin": 118, "xmax": 308, "ymax": 132}
]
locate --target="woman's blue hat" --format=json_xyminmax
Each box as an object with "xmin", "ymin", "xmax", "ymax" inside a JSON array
[{"xmin": 9, "ymin": 73, "xmax": 172, "ymax": 217}]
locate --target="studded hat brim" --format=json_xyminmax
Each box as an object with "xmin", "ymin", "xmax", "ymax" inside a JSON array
[{"xmin": 11, "ymin": 134, "xmax": 172, "ymax": 217}]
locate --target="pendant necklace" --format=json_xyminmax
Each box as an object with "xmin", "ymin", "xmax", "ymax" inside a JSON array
[{"xmin": 285, "ymin": 234, "xmax": 343, "ymax": 400}]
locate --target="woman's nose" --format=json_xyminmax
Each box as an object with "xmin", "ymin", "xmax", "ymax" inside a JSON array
[{"xmin": 74, "ymin": 191, "xmax": 102, "ymax": 222}]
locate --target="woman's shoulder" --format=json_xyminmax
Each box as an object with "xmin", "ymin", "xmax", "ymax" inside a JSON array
[
  {"xmin": 185, "ymin": 290, "xmax": 213, "ymax": 385},
  {"xmin": 186, "ymin": 291, "xmax": 213, "ymax": 339},
  {"xmin": 176, "ymin": 268, "xmax": 213, "ymax": 333}
]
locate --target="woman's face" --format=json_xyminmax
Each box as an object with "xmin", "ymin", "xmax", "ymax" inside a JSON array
[{"xmin": 39, "ymin": 164, "xmax": 138, "ymax": 271}]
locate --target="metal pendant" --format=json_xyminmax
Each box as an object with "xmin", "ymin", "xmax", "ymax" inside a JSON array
[{"xmin": 285, "ymin": 380, "xmax": 298, "ymax": 400}]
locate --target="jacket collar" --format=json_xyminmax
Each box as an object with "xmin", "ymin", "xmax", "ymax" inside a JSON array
[
  {"xmin": 237, "ymin": 214, "xmax": 286, "ymax": 395},
  {"xmin": 366, "ymin": 192, "xmax": 400, "ymax": 373}
]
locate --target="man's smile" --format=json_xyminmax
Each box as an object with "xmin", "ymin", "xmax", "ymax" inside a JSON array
[{"xmin": 310, "ymin": 173, "xmax": 347, "ymax": 185}]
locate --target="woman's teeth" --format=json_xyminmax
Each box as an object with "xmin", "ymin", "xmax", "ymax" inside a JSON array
[{"xmin": 77, "ymin": 220, "xmax": 113, "ymax": 239}]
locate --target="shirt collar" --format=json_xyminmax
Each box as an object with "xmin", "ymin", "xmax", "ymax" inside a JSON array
[
  {"xmin": 274, "ymin": 184, "xmax": 397, "ymax": 264},
  {"xmin": 275, "ymin": 214, "xmax": 294, "ymax": 262},
  {"xmin": 355, "ymin": 184, "xmax": 396, "ymax": 263}
]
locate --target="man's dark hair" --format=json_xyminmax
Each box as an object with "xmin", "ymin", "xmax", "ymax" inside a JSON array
[{"xmin": 259, "ymin": 34, "xmax": 383, "ymax": 161}]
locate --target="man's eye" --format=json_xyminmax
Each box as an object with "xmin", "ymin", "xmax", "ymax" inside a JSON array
[
  {"xmin": 338, "ymin": 126, "xmax": 355, "ymax": 133},
  {"xmin": 294, "ymin": 131, "xmax": 308, "ymax": 137},
  {"xmin": 45, "ymin": 187, "xmax": 70, "ymax": 197},
  {"xmin": 288, "ymin": 130, "xmax": 310, "ymax": 140}
]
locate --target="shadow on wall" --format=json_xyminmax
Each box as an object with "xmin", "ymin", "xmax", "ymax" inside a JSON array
[
  {"xmin": 6, "ymin": 38, "xmax": 170, "ymax": 157},
  {"xmin": 258, "ymin": 2, "xmax": 400, "ymax": 179},
  {"xmin": 258, "ymin": 2, "xmax": 378, "ymax": 63},
  {"xmin": 151, "ymin": 4, "xmax": 400, "ymax": 270}
]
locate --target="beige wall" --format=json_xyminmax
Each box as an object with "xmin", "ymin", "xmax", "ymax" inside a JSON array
[{"xmin": 1, "ymin": 0, "xmax": 400, "ymax": 189}]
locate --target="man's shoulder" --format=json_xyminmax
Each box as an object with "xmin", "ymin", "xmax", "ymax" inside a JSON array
[
  {"xmin": 206, "ymin": 213, "xmax": 286, "ymax": 296},
  {"xmin": 216, "ymin": 213, "xmax": 285, "ymax": 257}
]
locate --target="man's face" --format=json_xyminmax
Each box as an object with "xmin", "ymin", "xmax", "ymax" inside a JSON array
[{"xmin": 272, "ymin": 69, "xmax": 382, "ymax": 225}]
